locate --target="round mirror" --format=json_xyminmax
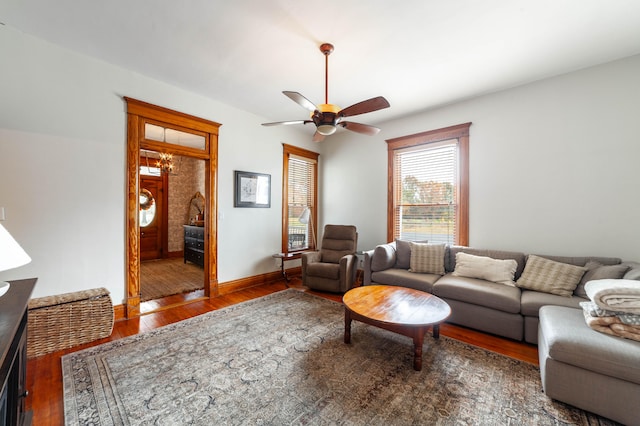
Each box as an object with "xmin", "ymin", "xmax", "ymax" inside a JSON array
[{"xmin": 139, "ymin": 188, "xmax": 156, "ymax": 227}]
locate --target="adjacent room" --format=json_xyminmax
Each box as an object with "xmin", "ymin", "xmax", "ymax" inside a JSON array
[{"xmin": 1, "ymin": 1, "xmax": 640, "ymax": 424}]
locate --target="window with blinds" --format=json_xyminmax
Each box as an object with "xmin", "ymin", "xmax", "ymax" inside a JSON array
[
  {"xmin": 386, "ymin": 123, "xmax": 470, "ymax": 246},
  {"xmin": 282, "ymin": 144, "xmax": 319, "ymax": 254},
  {"xmin": 393, "ymin": 141, "xmax": 458, "ymax": 244}
]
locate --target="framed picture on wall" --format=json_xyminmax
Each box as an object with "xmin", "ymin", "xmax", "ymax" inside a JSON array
[{"xmin": 234, "ymin": 171, "xmax": 271, "ymax": 208}]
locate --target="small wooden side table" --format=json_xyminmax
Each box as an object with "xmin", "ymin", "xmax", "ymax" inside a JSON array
[{"xmin": 272, "ymin": 252, "xmax": 302, "ymax": 283}]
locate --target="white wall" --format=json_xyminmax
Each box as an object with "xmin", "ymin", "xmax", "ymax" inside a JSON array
[
  {"xmin": 322, "ymin": 54, "xmax": 640, "ymax": 260},
  {"xmin": 0, "ymin": 26, "xmax": 317, "ymax": 302}
]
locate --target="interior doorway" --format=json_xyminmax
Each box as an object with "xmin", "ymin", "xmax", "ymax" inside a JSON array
[
  {"xmin": 125, "ymin": 97, "xmax": 221, "ymax": 318},
  {"xmin": 139, "ymin": 152, "xmax": 206, "ymax": 306}
]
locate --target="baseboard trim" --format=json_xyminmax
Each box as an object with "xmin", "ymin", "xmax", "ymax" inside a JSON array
[
  {"xmin": 218, "ymin": 266, "xmax": 302, "ymax": 295},
  {"xmin": 114, "ymin": 304, "xmax": 126, "ymax": 321}
]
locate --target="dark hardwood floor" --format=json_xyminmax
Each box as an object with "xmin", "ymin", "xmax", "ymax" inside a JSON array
[{"xmin": 26, "ymin": 277, "xmax": 538, "ymax": 425}]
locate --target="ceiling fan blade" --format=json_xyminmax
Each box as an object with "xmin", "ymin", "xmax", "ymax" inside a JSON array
[
  {"xmin": 262, "ymin": 120, "xmax": 311, "ymax": 126},
  {"xmin": 338, "ymin": 96, "xmax": 390, "ymax": 118},
  {"xmin": 283, "ymin": 91, "xmax": 317, "ymax": 113},
  {"xmin": 340, "ymin": 121, "xmax": 381, "ymax": 136},
  {"xmin": 312, "ymin": 131, "xmax": 326, "ymax": 143}
]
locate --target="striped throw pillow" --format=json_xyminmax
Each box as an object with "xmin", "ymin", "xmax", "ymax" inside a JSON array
[
  {"xmin": 409, "ymin": 242, "xmax": 445, "ymax": 275},
  {"xmin": 516, "ymin": 255, "xmax": 586, "ymax": 297}
]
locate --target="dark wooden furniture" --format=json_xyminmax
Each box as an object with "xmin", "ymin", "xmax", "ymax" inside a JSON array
[
  {"xmin": 183, "ymin": 225, "xmax": 204, "ymax": 267},
  {"xmin": 343, "ymin": 285, "xmax": 451, "ymax": 371},
  {"xmin": 0, "ymin": 278, "xmax": 36, "ymax": 425},
  {"xmin": 272, "ymin": 252, "xmax": 302, "ymax": 283}
]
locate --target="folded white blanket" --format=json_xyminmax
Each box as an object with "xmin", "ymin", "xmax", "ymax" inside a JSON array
[{"xmin": 585, "ymin": 279, "xmax": 640, "ymax": 315}]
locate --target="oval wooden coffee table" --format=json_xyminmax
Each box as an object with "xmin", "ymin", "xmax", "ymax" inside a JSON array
[{"xmin": 343, "ymin": 285, "xmax": 451, "ymax": 371}]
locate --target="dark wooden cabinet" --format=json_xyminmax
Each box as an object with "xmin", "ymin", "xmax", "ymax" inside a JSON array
[
  {"xmin": 183, "ymin": 225, "xmax": 204, "ymax": 267},
  {"xmin": 0, "ymin": 278, "xmax": 36, "ymax": 426}
]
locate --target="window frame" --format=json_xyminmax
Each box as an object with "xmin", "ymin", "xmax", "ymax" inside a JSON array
[
  {"xmin": 386, "ymin": 122, "xmax": 471, "ymax": 246},
  {"xmin": 281, "ymin": 143, "xmax": 319, "ymax": 255}
]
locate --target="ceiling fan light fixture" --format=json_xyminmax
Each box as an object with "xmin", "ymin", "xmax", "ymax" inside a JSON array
[
  {"xmin": 316, "ymin": 124, "xmax": 337, "ymax": 136},
  {"xmin": 318, "ymin": 103, "xmax": 340, "ymax": 114}
]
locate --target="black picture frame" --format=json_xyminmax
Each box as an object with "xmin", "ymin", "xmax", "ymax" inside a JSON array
[{"xmin": 234, "ymin": 171, "xmax": 271, "ymax": 208}]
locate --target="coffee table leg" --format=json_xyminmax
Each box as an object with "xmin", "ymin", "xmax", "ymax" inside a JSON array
[
  {"xmin": 433, "ymin": 324, "xmax": 440, "ymax": 339},
  {"xmin": 413, "ymin": 331, "xmax": 424, "ymax": 371},
  {"xmin": 344, "ymin": 309, "xmax": 352, "ymax": 344}
]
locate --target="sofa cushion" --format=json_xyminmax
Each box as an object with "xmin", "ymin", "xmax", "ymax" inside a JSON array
[
  {"xmin": 452, "ymin": 252, "xmax": 518, "ymax": 286},
  {"xmin": 370, "ymin": 269, "xmax": 439, "ymax": 293},
  {"xmin": 409, "ymin": 242, "xmax": 445, "ymax": 274},
  {"xmin": 574, "ymin": 261, "xmax": 630, "ymax": 298},
  {"xmin": 371, "ymin": 244, "xmax": 396, "ymax": 272},
  {"xmin": 539, "ymin": 305, "xmax": 640, "ymax": 385},
  {"xmin": 520, "ymin": 290, "xmax": 585, "ymax": 317},
  {"xmin": 306, "ymin": 262, "xmax": 340, "ymax": 280},
  {"xmin": 446, "ymin": 247, "xmax": 526, "ymax": 279},
  {"xmin": 395, "ymin": 239, "xmax": 412, "ymax": 269},
  {"xmin": 534, "ymin": 254, "xmax": 621, "ymax": 268},
  {"xmin": 516, "ymin": 255, "xmax": 586, "ymax": 297},
  {"xmin": 395, "ymin": 239, "xmax": 428, "ymax": 269},
  {"xmin": 433, "ymin": 274, "xmax": 521, "ymax": 314}
]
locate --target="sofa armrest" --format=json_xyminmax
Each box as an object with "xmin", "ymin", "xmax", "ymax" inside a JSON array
[
  {"xmin": 363, "ymin": 249, "xmax": 375, "ymax": 285},
  {"xmin": 622, "ymin": 261, "xmax": 640, "ymax": 280},
  {"xmin": 363, "ymin": 242, "xmax": 397, "ymax": 285}
]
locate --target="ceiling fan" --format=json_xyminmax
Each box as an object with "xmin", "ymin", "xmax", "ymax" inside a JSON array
[{"xmin": 262, "ymin": 43, "xmax": 390, "ymax": 142}]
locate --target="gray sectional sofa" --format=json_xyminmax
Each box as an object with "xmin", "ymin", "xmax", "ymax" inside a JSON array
[{"xmin": 363, "ymin": 241, "xmax": 640, "ymax": 424}]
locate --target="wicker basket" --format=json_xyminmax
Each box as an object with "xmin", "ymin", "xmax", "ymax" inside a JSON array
[{"xmin": 27, "ymin": 287, "xmax": 114, "ymax": 358}]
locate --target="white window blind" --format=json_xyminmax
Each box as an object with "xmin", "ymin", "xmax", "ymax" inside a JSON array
[
  {"xmin": 287, "ymin": 155, "xmax": 316, "ymax": 251},
  {"xmin": 393, "ymin": 139, "xmax": 458, "ymax": 244}
]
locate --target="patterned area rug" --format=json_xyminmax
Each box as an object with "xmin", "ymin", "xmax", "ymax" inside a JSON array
[{"xmin": 62, "ymin": 290, "xmax": 618, "ymax": 425}]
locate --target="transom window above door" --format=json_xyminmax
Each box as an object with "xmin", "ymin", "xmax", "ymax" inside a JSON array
[{"xmin": 144, "ymin": 123, "xmax": 206, "ymax": 150}]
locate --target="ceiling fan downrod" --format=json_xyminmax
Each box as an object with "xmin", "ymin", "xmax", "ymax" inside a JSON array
[{"xmin": 320, "ymin": 43, "xmax": 334, "ymax": 105}]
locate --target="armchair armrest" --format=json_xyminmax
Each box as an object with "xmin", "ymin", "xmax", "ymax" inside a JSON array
[
  {"xmin": 339, "ymin": 254, "xmax": 358, "ymax": 292},
  {"xmin": 302, "ymin": 251, "xmax": 322, "ymax": 264},
  {"xmin": 302, "ymin": 251, "xmax": 322, "ymax": 282}
]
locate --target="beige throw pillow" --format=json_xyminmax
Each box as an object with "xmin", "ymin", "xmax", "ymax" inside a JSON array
[
  {"xmin": 452, "ymin": 252, "xmax": 518, "ymax": 286},
  {"xmin": 409, "ymin": 242, "xmax": 445, "ymax": 275},
  {"xmin": 516, "ymin": 255, "xmax": 586, "ymax": 297}
]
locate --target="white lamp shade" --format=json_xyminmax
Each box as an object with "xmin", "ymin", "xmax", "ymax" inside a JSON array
[
  {"xmin": 298, "ymin": 207, "xmax": 311, "ymax": 224},
  {"xmin": 0, "ymin": 223, "xmax": 31, "ymax": 273}
]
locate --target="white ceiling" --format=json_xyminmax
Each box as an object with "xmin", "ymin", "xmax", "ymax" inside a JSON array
[{"xmin": 2, "ymin": 0, "xmax": 640, "ymax": 126}]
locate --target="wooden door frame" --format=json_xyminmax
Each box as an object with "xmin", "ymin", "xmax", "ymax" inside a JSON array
[{"xmin": 125, "ymin": 97, "xmax": 221, "ymax": 318}]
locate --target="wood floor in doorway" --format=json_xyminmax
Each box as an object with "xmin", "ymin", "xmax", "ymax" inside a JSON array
[{"xmin": 140, "ymin": 257, "xmax": 204, "ymax": 302}]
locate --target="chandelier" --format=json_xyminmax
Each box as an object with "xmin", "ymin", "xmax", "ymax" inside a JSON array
[{"xmin": 156, "ymin": 153, "xmax": 175, "ymax": 174}]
